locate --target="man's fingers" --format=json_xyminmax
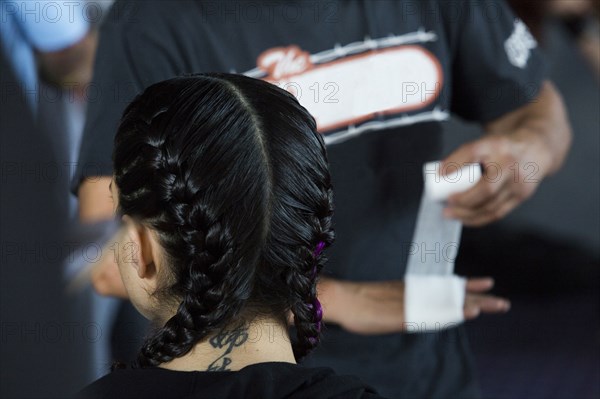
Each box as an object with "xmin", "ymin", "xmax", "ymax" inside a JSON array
[
  {"xmin": 478, "ymin": 295, "xmax": 511, "ymax": 313},
  {"xmin": 446, "ymin": 174, "xmax": 508, "ymax": 210},
  {"xmin": 466, "ymin": 293, "xmax": 511, "ymax": 313},
  {"xmin": 454, "ymin": 188, "xmax": 515, "ymax": 227},
  {"xmin": 441, "ymin": 141, "xmax": 485, "ymax": 175},
  {"xmin": 446, "ymin": 182, "xmax": 490, "ymax": 210},
  {"xmin": 445, "ymin": 183, "xmax": 508, "ymax": 222},
  {"xmin": 466, "ymin": 277, "xmax": 494, "ymax": 292},
  {"xmin": 462, "ymin": 195, "xmax": 521, "ymax": 227},
  {"xmin": 463, "ymin": 305, "xmax": 481, "ymax": 320}
]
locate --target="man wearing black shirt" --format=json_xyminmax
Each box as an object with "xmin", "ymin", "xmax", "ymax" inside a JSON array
[{"xmin": 73, "ymin": 1, "xmax": 572, "ymax": 397}]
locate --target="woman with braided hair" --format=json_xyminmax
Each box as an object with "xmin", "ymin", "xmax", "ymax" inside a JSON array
[{"xmin": 78, "ymin": 73, "xmax": 386, "ymax": 399}]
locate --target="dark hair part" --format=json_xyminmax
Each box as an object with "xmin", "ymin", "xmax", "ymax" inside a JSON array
[{"xmin": 113, "ymin": 73, "xmax": 334, "ymax": 367}]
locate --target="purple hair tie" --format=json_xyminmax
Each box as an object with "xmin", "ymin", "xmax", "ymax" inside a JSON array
[
  {"xmin": 313, "ymin": 241, "xmax": 326, "ymax": 257},
  {"xmin": 307, "ymin": 298, "xmax": 323, "ymax": 322},
  {"xmin": 315, "ymin": 321, "xmax": 322, "ymax": 333},
  {"xmin": 307, "ymin": 243, "xmax": 326, "ymax": 347}
]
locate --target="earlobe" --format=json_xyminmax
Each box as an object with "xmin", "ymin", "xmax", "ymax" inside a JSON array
[
  {"xmin": 138, "ymin": 260, "xmax": 157, "ymax": 280},
  {"xmin": 122, "ymin": 215, "xmax": 157, "ymax": 281}
]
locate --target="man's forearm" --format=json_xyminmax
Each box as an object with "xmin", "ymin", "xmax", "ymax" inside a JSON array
[{"xmin": 316, "ymin": 277, "xmax": 345, "ymax": 324}]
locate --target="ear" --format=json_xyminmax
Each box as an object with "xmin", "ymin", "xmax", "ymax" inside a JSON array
[{"xmin": 121, "ymin": 215, "xmax": 161, "ymax": 289}]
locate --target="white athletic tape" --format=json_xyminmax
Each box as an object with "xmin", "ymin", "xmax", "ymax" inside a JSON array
[
  {"xmin": 404, "ymin": 274, "xmax": 466, "ymax": 330},
  {"xmin": 424, "ymin": 161, "xmax": 482, "ymax": 202},
  {"xmin": 404, "ymin": 161, "xmax": 481, "ymax": 332}
]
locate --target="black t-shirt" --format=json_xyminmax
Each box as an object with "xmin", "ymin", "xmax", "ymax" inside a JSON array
[
  {"xmin": 77, "ymin": 362, "xmax": 384, "ymax": 399},
  {"xmin": 74, "ymin": 1, "xmax": 545, "ymax": 397}
]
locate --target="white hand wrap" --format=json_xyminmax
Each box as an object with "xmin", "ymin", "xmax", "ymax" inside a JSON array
[{"xmin": 404, "ymin": 273, "xmax": 466, "ymax": 332}]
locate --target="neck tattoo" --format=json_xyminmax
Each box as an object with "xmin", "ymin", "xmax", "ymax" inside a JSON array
[{"xmin": 206, "ymin": 328, "xmax": 249, "ymax": 371}]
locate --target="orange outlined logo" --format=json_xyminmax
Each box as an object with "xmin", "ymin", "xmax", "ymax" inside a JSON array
[{"xmin": 255, "ymin": 43, "xmax": 444, "ymax": 134}]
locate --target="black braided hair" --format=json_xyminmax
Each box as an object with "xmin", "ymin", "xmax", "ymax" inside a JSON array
[{"xmin": 112, "ymin": 73, "xmax": 334, "ymax": 367}]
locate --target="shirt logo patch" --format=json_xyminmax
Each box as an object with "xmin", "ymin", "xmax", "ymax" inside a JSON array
[
  {"xmin": 257, "ymin": 46, "xmax": 314, "ymax": 80},
  {"xmin": 246, "ymin": 36, "xmax": 443, "ymax": 139},
  {"xmin": 245, "ymin": 33, "xmax": 446, "ymax": 143},
  {"xmin": 504, "ymin": 19, "xmax": 537, "ymax": 69}
]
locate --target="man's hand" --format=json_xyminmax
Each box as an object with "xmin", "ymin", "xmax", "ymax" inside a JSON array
[
  {"xmin": 463, "ymin": 277, "xmax": 510, "ymax": 319},
  {"xmin": 441, "ymin": 133, "xmax": 544, "ymax": 226},
  {"xmin": 78, "ymin": 177, "xmax": 129, "ymax": 297},
  {"xmin": 442, "ymin": 81, "xmax": 571, "ymax": 226},
  {"xmin": 78, "ymin": 177, "xmax": 114, "ymax": 223},
  {"xmin": 318, "ymin": 277, "xmax": 509, "ymax": 335},
  {"xmin": 89, "ymin": 233, "xmax": 129, "ymax": 298}
]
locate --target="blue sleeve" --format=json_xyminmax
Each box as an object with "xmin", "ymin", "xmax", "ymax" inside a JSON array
[{"xmin": 6, "ymin": 0, "xmax": 89, "ymax": 51}]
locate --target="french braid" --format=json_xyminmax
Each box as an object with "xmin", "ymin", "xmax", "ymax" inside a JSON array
[{"xmin": 112, "ymin": 73, "xmax": 334, "ymax": 367}]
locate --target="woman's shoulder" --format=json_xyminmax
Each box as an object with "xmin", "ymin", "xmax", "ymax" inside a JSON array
[
  {"xmin": 247, "ymin": 362, "xmax": 388, "ymax": 399},
  {"xmin": 76, "ymin": 367, "xmax": 197, "ymax": 399},
  {"xmin": 76, "ymin": 362, "xmax": 389, "ymax": 399}
]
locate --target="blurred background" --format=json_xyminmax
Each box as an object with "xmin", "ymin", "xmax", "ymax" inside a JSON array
[
  {"xmin": 0, "ymin": 0, "xmax": 598, "ymax": 398},
  {"xmin": 448, "ymin": 1, "xmax": 600, "ymax": 398}
]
